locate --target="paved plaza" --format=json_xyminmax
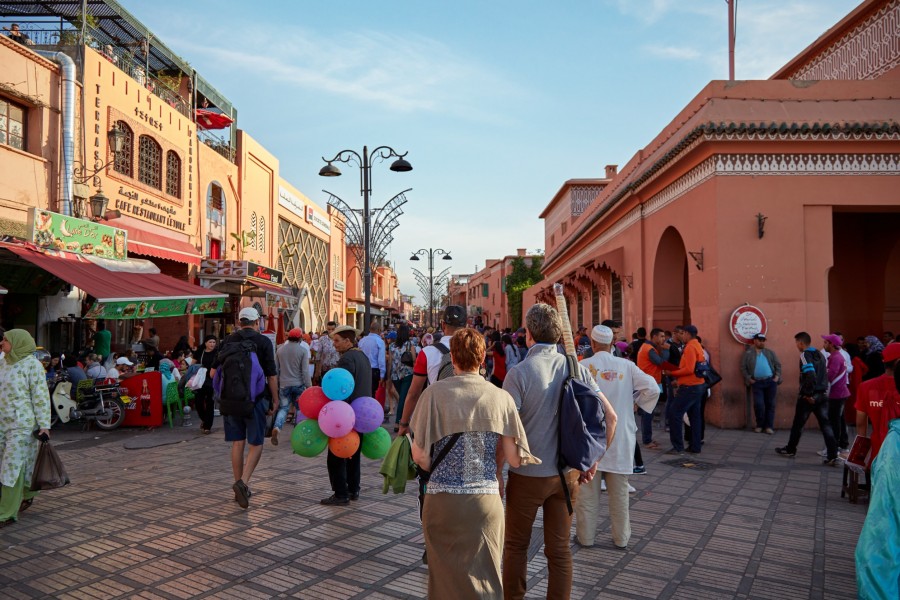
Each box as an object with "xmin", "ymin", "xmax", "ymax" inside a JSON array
[{"xmin": 0, "ymin": 422, "xmax": 866, "ymax": 599}]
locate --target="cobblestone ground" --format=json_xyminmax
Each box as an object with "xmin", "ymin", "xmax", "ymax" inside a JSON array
[{"xmin": 0, "ymin": 421, "xmax": 866, "ymax": 599}]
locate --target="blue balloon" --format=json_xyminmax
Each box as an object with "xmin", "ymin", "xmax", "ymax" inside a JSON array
[{"xmin": 322, "ymin": 368, "xmax": 354, "ymax": 401}]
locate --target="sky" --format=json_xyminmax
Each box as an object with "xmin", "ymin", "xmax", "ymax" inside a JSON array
[{"xmin": 121, "ymin": 0, "xmax": 858, "ymax": 304}]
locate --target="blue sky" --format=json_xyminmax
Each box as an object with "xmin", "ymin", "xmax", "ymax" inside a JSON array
[{"xmin": 122, "ymin": 0, "xmax": 857, "ymax": 302}]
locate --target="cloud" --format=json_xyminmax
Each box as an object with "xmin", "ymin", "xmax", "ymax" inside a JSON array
[
  {"xmin": 172, "ymin": 25, "xmax": 520, "ymax": 117},
  {"xmin": 643, "ymin": 45, "xmax": 703, "ymax": 61}
]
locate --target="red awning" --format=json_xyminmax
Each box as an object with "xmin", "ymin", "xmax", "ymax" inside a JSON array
[
  {"xmin": 195, "ymin": 109, "xmax": 234, "ymax": 130},
  {"xmin": 1, "ymin": 242, "xmax": 222, "ymax": 303},
  {"xmin": 117, "ymin": 223, "xmax": 201, "ymax": 266}
]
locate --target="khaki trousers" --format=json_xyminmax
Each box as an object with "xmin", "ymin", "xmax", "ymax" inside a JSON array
[
  {"xmin": 575, "ymin": 471, "xmax": 630, "ymax": 548},
  {"xmin": 503, "ymin": 471, "xmax": 579, "ymax": 600}
]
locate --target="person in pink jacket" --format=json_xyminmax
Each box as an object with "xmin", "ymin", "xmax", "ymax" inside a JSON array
[{"xmin": 822, "ymin": 334, "xmax": 850, "ymax": 452}]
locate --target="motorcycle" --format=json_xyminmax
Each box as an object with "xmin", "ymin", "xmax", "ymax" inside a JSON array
[{"xmin": 49, "ymin": 370, "xmax": 130, "ymax": 430}]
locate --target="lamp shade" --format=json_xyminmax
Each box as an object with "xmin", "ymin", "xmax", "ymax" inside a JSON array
[
  {"xmin": 409, "ymin": 254, "xmax": 420, "ymax": 261},
  {"xmin": 107, "ymin": 125, "xmax": 126, "ymax": 154},
  {"xmin": 442, "ymin": 254, "xmax": 453, "ymax": 260},
  {"xmin": 319, "ymin": 163, "xmax": 342, "ymax": 177},
  {"xmin": 89, "ymin": 189, "xmax": 109, "ymax": 220},
  {"xmin": 389, "ymin": 157, "xmax": 413, "ymax": 172}
]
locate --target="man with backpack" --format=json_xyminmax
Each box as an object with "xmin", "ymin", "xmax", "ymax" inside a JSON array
[
  {"xmin": 501, "ymin": 303, "xmax": 617, "ymax": 600},
  {"xmin": 396, "ymin": 305, "xmax": 467, "ymax": 436},
  {"xmin": 213, "ymin": 307, "xmax": 278, "ymax": 509},
  {"xmin": 321, "ymin": 325, "xmax": 373, "ymax": 506}
]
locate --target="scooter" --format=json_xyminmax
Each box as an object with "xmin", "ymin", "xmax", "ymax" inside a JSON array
[{"xmin": 49, "ymin": 371, "xmax": 129, "ymax": 430}]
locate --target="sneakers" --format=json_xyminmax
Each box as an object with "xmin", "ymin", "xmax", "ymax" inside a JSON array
[
  {"xmin": 817, "ymin": 448, "xmax": 828, "ymax": 457},
  {"xmin": 764, "ymin": 428, "xmax": 775, "ymax": 435},
  {"xmin": 628, "ymin": 484, "xmax": 636, "ymax": 494},
  {"xmin": 233, "ymin": 479, "xmax": 250, "ymax": 509},
  {"xmin": 664, "ymin": 448, "xmax": 685, "ymax": 456},
  {"xmin": 754, "ymin": 427, "xmax": 763, "ymax": 433},
  {"xmin": 320, "ymin": 494, "xmax": 350, "ymax": 506},
  {"xmin": 775, "ymin": 447, "xmax": 796, "ymax": 457},
  {"xmin": 271, "ymin": 428, "xmax": 280, "ymax": 446},
  {"xmin": 823, "ymin": 458, "xmax": 839, "ymax": 467},
  {"xmin": 633, "ymin": 465, "xmax": 647, "ymax": 475}
]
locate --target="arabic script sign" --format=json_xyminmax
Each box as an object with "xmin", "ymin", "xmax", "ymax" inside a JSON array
[
  {"xmin": 730, "ymin": 305, "xmax": 767, "ymax": 344},
  {"xmin": 28, "ymin": 208, "xmax": 127, "ymax": 260}
]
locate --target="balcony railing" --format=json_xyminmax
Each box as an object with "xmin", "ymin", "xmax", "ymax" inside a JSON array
[{"xmin": 198, "ymin": 129, "xmax": 236, "ymax": 163}]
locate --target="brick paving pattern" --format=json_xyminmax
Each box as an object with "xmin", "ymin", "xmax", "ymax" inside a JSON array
[{"xmin": 0, "ymin": 424, "xmax": 865, "ymax": 599}]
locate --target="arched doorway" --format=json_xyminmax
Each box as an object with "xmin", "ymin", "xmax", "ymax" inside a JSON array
[{"xmin": 653, "ymin": 226, "xmax": 691, "ymax": 330}]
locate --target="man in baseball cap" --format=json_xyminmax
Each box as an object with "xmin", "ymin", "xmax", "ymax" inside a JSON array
[{"xmin": 822, "ymin": 334, "xmax": 850, "ymax": 452}]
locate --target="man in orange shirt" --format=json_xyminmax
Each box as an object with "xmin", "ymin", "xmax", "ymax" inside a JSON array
[
  {"xmin": 666, "ymin": 325, "xmax": 706, "ymax": 455},
  {"xmin": 636, "ymin": 328, "xmax": 670, "ymax": 449}
]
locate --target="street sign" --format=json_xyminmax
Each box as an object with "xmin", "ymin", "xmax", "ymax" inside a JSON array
[{"xmin": 730, "ymin": 304, "xmax": 767, "ymax": 344}]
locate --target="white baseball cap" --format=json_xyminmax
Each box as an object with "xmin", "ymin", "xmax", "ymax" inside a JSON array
[
  {"xmin": 238, "ymin": 307, "xmax": 260, "ymax": 321},
  {"xmin": 116, "ymin": 356, "xmax": 134, "ymax": 366}
]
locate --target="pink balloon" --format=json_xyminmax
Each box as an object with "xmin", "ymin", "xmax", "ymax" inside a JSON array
[{"xmin": 318, "ymin": 400, "xmax": 356, "ymax": 438}]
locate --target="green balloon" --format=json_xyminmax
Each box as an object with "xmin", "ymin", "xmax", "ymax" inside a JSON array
[
  {"xmin": 291, "ymin": 419, "xmax": 329, "ymax": 457},
  {"xmin": 361, "ymin": 427, "xmax": 391, "ymax": 460}
]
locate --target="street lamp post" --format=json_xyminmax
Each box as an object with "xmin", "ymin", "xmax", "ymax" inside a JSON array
[
  {"xmin": 410, "ymin": 248, "xmax": 452, "ymax": 327},
  {"xmin": 320, "ymin": 146, "xmax": 412, "ymax": 334}
]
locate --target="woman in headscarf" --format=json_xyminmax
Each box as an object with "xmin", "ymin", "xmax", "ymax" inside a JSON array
[
  {"xmin": 410, "ymin": 328, "xmax": 538, "ymax": 599},
  {"xmin": 0, "ymin": 329, "xmax": 52, "ymax": 527},
  {"xmin": 862, "ymin": 335, "xmax": 885, "ymax": 381}
]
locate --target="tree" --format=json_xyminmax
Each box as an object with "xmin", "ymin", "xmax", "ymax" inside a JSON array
[{"xmin": 506, "ymin": 255, "xmax": 544, "ymax": 328}]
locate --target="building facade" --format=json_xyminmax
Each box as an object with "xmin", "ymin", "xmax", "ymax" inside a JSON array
[{"xmin": 524, "ymin": 0, "xmax": 900, "ymax": 428}]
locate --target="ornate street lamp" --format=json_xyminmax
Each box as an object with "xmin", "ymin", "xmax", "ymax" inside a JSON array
[
  {"xmin": 410, "ymin": 248, "xmax": 452, "ymax": 327},
  {"xmin": 320, "ymin": 146, "xmax": 412, "ymax": 334}
]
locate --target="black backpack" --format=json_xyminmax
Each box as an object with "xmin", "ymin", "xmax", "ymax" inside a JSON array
[
  {"xmin": 214, "ymin": 338, "xmax": 265, "ymax": 418},
  {"xmin": 557, "ymin": 355, "xmax": 607, "ymax": 514}
]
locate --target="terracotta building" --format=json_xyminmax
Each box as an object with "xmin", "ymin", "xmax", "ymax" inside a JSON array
[{"xmin": 524, "ymin": 0, "xmax": 900, "ymax": 428}]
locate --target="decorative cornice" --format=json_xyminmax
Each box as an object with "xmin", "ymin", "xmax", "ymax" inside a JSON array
[{"xmin": 789, "ymin": 0, "xmax": 900, "ymax": 81}]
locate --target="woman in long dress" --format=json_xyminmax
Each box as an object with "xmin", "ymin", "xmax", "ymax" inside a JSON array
[
  {"xmin": 0, "ymin": 329, "xmax": 52, "ymax": 527},
  {"xmin": 410, "ymin": 328, "xmax": 539, "ymax": 599}
]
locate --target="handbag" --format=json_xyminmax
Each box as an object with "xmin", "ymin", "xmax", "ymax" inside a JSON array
[
  {"xmin": 187, "ymin": 366, "xmax": 207, "ymax": 391},
  {"xmin": 30, "ymin": 440, "xmax": 71, "ymax": 491},
  {"xmin": 694, "ymin": 360, "xmax": 723, "ymax": 388}
]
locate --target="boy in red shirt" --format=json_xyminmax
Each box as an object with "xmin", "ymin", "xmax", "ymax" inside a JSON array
[{"xmin": 856, "ymin": 342, "xmax": 900, "ymax": 466}]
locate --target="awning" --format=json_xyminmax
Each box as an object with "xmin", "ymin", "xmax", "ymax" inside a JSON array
[
  {"xmin": 116, "ymin": 221, "xmax": 201, "ymax": 266},
  {"xmin": 1, "ymin": 242, "xmax": 225, "ymax": 319},
  {"xmin": 195, "ymin": 109, "xmax": 235, "ymax": 130},
  {"xmin": 247, "ymin": 280, "xmax": 294, "ymax": 299}
]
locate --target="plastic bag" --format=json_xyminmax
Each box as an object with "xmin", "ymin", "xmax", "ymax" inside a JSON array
[
  {"xmin": 30, "ymin": 440, "xmax": 71, "ymax": 491},
  {"xmin": 187, "ymin": 367, "xmax": 207, "ymax": 390}
]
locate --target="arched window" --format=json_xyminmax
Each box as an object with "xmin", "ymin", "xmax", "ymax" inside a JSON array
[
  {"xmin": 113, "ymin": 121, "xmax": 133, "ymax": 177},
  {"xmin": 258, "ymin": 216, "xmax": 266, "ymax": 251},
  {"xmin": 250, "ymin": 212, "xmax": 258, "ymax": 249},
  {"xmin": 138, "ymin": 135, "xmax": 162, "ymax": 189},
  {"xmin": 207, "ymin": 182, "xmax": 225, "ymax": 225},
  {"xmin": 165, "ymin": 151, "xmax": 181, "ymax": 198}
]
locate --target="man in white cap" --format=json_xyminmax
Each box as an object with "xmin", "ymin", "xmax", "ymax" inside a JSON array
[
  {"xmin": 214, "ymin": 307, "xmax": 279, "ymax": 508},
  {"xmin": 575, "ymin": 324, "xmax": 659, "ymax": 549},
  {"xmin": 106, "ymin": 355, "xmax": 135, "ymax": 380}
]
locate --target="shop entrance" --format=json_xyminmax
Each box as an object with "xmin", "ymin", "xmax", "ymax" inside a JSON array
[
  {"xmin": 652, "ymin": 226, "xmax": 691, "ymax": 331},
  {"xmin": 828, "ymin": 210, "xmax": 900, "ymax": 340}
]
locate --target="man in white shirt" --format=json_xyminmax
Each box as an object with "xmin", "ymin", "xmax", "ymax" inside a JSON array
[
  {"xmin": 358, "ymin": 320, "xmax": 386, "ymax": 397},
  {"xmin": 576, "ymin": 324, "xmax": 659, "ymax": 550}
]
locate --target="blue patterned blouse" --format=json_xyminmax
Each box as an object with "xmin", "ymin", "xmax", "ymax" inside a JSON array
[{"xmin": 426, "ymin": 431, "xmax": 500, "ymax": 495}]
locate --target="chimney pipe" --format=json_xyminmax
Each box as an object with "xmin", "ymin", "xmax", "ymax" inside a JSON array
[{"xmin": 36, "ymin": 50, "xmax": 76, "ymax": 216}]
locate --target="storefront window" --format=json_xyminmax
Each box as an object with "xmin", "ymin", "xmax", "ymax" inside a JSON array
[{"xmin": 113, "ymin": 121, "xmax": 133, "ymax": 177}]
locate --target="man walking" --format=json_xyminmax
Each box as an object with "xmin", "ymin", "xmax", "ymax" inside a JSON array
[
  {"xmin": 321, "ymin": 325, "xmax": 372, "ymax": 506},
  {"xmin": 666, "ymin": 325, "xmax": 705, "ymax": 455},
  {"xmin": 358, "ymin": 320, "xmax": 386, "ymax": 399},
  {"xmin": 576, "ymin": 325, "xmax": 658, "ymax": 550},
  {"xmin": 775, "ymin": 332, "xmax": 839, "ymax": 465},
  {"xmin": 272, "ymin": 328, "xmax": 311, "ymax": 446},
  {"xmin": 822, "ymin": 334, "xmax": 851, "ymax": 452},
  {"xmin": 501, "ymin": 303, "xmax": 617, "ymax": 600},
  {"xmin": 215, "ymin": 307, "xmax": 279, "ymax": 508},
  {"xmin": 740, "ymin": 333, "xmax": 782, "ymax": 434}
]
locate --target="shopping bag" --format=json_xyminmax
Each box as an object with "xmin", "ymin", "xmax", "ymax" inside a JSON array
[
  {"xmin": 187, "ymin": 367, "xmax": 207, "ymax": 390},
  {"xmin": 30, "ymin": 441, "xmax": 71, "ymax": 491}
]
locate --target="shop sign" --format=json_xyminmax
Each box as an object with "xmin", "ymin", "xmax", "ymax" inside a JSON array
[
  {"xmin": 730, "ymin": 304, "xmax": 767, "ymax": 344},
  {"xmin": 346, "ymin": 303, "xmax": 357, "ymax": 314},
  {"xmin": 266, "ymin": 291, "xmax": 298, "ymax": 314},
  {"xmin": 278, "ymin": 185, "xmax": 305, "ymax": 220},
  {"xmin": 333, "ymin": 279, "xmax": 345, "ymax": 293},
  {"xmin": 84, "ymin": 296, "xmax": 225, "ymax": 320},
  {"xmin": 28, "ymin": 208, "xmax": 128, "ymax": 260},
  {"xmin": 247, "ymin": 262, "xmax": 284, "ymax": 285},
  {"xmin": 199, "ymin": 259, "xmax": 284, "ymax": 285},
  {"xmin": 114, "ymin": 187, "xmax": 186, "ymax": 232},
  {"xmin": 305, "ymin": 205, "xmax": 331, "ymax": 234}
]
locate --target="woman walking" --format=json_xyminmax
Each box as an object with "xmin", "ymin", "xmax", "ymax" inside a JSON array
[
  {"xmin": 388, "ymin": 325, "xmax": 416, "ymax": 432},
  {"xmin": 192, "ymin": 337, "xmax": 218, "ymax": 434},
  {"xmin": 410, "ymin": 328, "xmax": 538, "ymax": 599},
  {"xmin": 0, "ymin": 329, "xmax": 52, "ymax": 527}
]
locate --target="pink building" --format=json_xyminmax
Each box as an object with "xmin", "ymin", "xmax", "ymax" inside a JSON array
[
  {"xmin": 524, "ymin": 0, "xmax": 900, "ymax": 427},
  {"xmin": 452, "ymin": 249, "xmax": 542, "ymax": 330}
]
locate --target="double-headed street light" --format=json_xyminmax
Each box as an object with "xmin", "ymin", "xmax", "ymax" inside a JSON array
[
  {"xmin": 410, "ymin": 248, "xmax": 452, "ymax": 327},
  {"xmin": 320, "ymin": 146, "xmax": 412, "ymax": 334}
]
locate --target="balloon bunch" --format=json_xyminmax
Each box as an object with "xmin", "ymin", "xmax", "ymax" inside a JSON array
[{"xmin": 291, "ymin": 368, "xmax": 391, "ymax": 460}]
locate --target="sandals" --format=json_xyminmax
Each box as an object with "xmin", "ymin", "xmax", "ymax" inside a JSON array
[
  {"xmin": 644, "ymin": 441, "xmax": 660, "ymax": 449},
  {"xmin": 19, "ymin": 499, "xmax": 34, "ymax": 512}
]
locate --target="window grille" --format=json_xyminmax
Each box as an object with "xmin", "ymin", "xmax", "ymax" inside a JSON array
[
  {"xmin": 165, "ymin": 151, "xmax": 181, "ymax": 198},
  {"xmin": 138, "ymin": 135, "xmax": 162, "ymax": 189},
  {"xmin": 113, "ymin": 121, "xmax": 133, "ymax": 177}
]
